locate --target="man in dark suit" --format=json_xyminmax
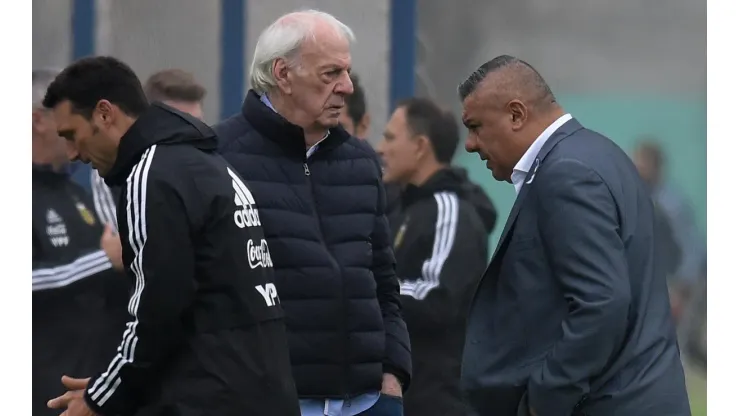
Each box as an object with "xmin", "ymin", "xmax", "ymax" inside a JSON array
[{"xmin": 457, "ymin": 55, "xmax": 690, "ymax": 416}]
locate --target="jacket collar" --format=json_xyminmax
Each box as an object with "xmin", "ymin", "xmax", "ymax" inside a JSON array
[
  {"xmin": 241, "ymin": 90, "xmax": 350, "ymax": 159},
  {"xmin": 490, "ymin": 117, "xmax": 585, "ymax": 261}
]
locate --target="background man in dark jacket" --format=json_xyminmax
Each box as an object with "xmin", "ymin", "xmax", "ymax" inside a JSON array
[
  {"xmin": 340, "ymin": 74, "xmax": 496, "ymax": 240},
  {"xmin": 459, "ymin": 55, "xmax": 690, "ymax": 416},
  {"xmin": 377, "ymin": 97, "xmax": 493, "ymax": 416},
  {"xmin": 43, "ymin": 56, "xmax": 299, "ymax": 416},
  {"xmin": 32, "ymin": 68, "xmax": 129, "ymax": 416},
  {"xmin": 216, "ymin": 9, "xmax": 412, "ymax": 416}
]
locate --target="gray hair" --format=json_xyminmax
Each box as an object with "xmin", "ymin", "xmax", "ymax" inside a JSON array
[
  {"xmin": 249, "ymin": 9, "xmax": 355, "ymax": 94},
  {"xmin": 33, "ymin": 68, "xmax": 60, "ymax": 109}
]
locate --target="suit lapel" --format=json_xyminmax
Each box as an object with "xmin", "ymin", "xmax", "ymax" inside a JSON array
[
  {"xmin": 488, "ymin": 118, "xmax": 585, "ymax": 264},
  {"xmin": 468, "ymin": 118, "xmax": 585, "ymax": 314}
]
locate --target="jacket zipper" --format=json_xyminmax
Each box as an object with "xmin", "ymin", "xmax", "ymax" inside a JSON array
[{"xmin": 303, "ymin": 162, "xmax": 349, "ymax": 397}]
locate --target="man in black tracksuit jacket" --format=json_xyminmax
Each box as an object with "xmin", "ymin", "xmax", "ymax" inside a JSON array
[
  {"xmin": 378, "ymin": 98, "xmax": 495, "ymax": 416},
  {"xmin": 32, "ymin": 67, "xmax": 130, "ymax": 415},
  {"xmin": 43, "ymin": 56, "xmax": 299, "ymax": 416}
]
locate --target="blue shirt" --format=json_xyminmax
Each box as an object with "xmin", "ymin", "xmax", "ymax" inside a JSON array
[{"xmin": 259, "ymin": 93, "xmax": 381, "ymax": 416}]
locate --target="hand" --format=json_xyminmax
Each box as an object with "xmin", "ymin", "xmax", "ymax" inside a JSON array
[
  {"xmin": 47, "ymin": 376, "xmax": 97, "ymax": 416},
  {"xmin": 381, "ymin": 373, "xmax": 402, "ymax": 398},
  {"xmin": 100, "ymin": 225, "xmax": 123, "ymax": 270}
]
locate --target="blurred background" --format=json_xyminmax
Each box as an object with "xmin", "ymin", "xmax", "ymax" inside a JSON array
[{"xmin": 33, "ymin": 0, "xmax": 706, "ymax": 413}]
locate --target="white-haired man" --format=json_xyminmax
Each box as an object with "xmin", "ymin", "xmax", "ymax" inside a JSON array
[{"xmin": 216, "ymin": 9, "xmax": 412, "ymax": 416}]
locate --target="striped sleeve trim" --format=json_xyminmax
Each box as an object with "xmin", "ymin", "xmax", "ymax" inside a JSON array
[
  {"xmin": 32, "ymin": 250, "xmax": 112, "ymax": 291},
  {"xmin": 91, "ymin": 169, "xmax": 118, "ymax": 231},
  {"xmin": 399, "ymin": 191, "xmax": 459, "ymax": 300},
  {"xmin": 87, "ymin": 145, "xmax": 156, "ymax": 407}
]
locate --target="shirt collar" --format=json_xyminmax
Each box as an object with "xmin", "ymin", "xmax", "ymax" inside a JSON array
[
  {"xmin": 260, "ymin": 94, "xmax": 329, "ymax": 158},
  {"xmin": 511, "ymin": 113, "xmax": 572, "ymax": 194},
  {"xmin": 514, "ymin": 113, "xmax": 572, "ymax": 175}
]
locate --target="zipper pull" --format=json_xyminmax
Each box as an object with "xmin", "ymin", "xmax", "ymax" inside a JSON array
[{"xmin": 303, "ymin": 163, "xmax": 311, "ymax": 176}]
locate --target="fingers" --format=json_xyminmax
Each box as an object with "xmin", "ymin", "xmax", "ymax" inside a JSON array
[
  {"xmin": 61, "ymin": 375, "xmax": 90, "ymax": 390},
  {"xmin": 47, "ymin": 391, "xmax": 73, "ymax": 409}
]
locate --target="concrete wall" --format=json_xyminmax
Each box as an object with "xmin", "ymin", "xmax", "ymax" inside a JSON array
[{"xmin": 32, "ymin": 0, "xmax": 705, "ymax": 236}]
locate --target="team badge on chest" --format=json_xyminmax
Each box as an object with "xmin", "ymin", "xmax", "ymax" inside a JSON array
[
  {"xmin": 76, "ymin": 202, "xmax": 97, "ymax": 226},
  {"xmin": 394, "ymin": 219, "xmax": 409, "ymax": 250}
]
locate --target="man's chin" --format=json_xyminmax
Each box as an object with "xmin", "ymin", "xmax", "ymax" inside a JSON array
[{"xmin": 490, "ymin": 169, "xmax": 508, "ymax": 182}]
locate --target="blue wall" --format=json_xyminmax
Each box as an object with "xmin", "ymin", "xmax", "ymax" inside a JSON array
[{"xmin": 455, "ymin": 94, "xmax": 708, "ymax": 251}]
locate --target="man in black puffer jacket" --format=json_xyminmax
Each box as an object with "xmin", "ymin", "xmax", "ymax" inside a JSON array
[{"xmin": 216, "ymin": 9, "xmax": 412, "ymax": 416}]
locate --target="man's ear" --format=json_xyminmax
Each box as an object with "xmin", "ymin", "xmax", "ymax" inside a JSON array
[
  {"xmin": 415, "ymin": 134, "xmax": 433, "ymax": 161},
  {"xmin": 273, "ymin": 58, "xmax": 292, "ymax": 95},
  {"xmin": 507, "ymin": 99, "xmax": 528, "ymax": 132}
]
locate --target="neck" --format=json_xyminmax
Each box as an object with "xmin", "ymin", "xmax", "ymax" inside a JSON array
[
  {"xmin": 266, "ymin": 92, "xmax": 328, "ymax": 148},
  {"xmin": 407, "ymin": 160, "xmax": 445, "ymax": 187},
  {"xmin": 518, "ymin": 105, "xmax": 566, "ymax": 153}
]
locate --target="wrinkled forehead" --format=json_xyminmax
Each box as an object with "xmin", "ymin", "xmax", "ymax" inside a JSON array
[{"xmin": 299, "ymin": 35, "xmax": 352, "ymax": 68}]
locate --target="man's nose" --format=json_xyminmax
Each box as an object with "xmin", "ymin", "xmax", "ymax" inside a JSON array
[
  {"xmin": 464, "ymin": 134, "xmax": 478, "ymax": 153},
  {"xmin": 335, "ymin": 71, "xmax": 354, "ymax": 95}
]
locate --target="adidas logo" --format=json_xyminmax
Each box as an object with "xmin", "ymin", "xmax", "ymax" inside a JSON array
[
  {"xmin": 227, "ymin": 167, "xmax": 261, "ymax": 228},
  {"xmin": 46, "ymin": 209, "xmax": 61, "ymax": 224}
]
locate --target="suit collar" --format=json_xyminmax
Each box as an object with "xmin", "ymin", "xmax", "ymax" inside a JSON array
[
  {"xmin": 490, "ymin": 118, "xmax": 585, "ymax": 261},
  {"xmin": 513, "ymin": 113, "xmax": 572, "ymax": 179}
]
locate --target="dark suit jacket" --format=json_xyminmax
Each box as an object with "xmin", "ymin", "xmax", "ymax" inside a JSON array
[{"xmin": 461, "ymin": 119, "xmax": 691, "ymax": 416}]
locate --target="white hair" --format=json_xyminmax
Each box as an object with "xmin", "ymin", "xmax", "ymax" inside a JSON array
[
  {"xmin": 249, "ymin": 9, "xmax": 355, "ymax": 94},
  {"xmin": 33, "ymin": 68, "xmax": 60, "ymax": 109}
]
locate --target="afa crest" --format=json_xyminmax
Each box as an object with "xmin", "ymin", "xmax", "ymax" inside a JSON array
[
  {"xmin": 76, "ymin": 202, "xmax": 96, "ymax": 226},
  {"xmin": 394, "ymin": 219, "xmax": 409, "ymax": 249}
]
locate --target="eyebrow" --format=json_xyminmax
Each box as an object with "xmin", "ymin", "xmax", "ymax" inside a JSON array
[
  {"xmin": 382, "ymin": 130, "xmax": 394, "ymax": 139},
  {"xmin": 320, "ymin": 63, "xmax": 350, "ymax": 72}
]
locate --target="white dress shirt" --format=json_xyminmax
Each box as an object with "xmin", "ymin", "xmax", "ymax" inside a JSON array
[{"xmin": 511, "ymin": 113, "xmax": 572, "ymax": 195}]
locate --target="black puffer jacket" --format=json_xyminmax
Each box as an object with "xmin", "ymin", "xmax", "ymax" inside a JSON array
[{"xmin": 215, "ymin": 91, "xmax": 412, "ymax": 398}]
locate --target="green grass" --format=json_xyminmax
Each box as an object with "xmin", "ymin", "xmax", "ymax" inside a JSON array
[{"xmin": 685, "ymin": 363, "xmax": 706, "ymax": 416}]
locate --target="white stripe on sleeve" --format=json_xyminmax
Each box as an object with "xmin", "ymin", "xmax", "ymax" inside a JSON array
[
  {"xmin": 399, "ymin": 191, "xmax": 459, "ymax": 300},
  {"xmin": 87, "ymin": 145, "xmax": 157, "ymax": 405},
  {"xmin": 32, "ymin": 250, "xmax": 112, "ymax": 291},
  {"xmin": 91, "ymin": 169, "xmax": 119, "ymax": 231}
]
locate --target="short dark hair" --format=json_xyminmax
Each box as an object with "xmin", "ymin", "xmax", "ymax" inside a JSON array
[
  {"xmin": 457, "ymin": 54, "xmax": 554, "ymax": 105},
  {"xmin": 144, "ymin": 68, "xmax": 207, "ymax": 103},
  {"xmin": 397, "ymin": 97, "xmax": 460, "ymax": 164},
  {"xmin": 346, "ymin": 73, "xmax": 367, "ymax": 125},
  {"xmin": 43, "ymin": 56, "xmax": 149, "ymax": 118}
]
